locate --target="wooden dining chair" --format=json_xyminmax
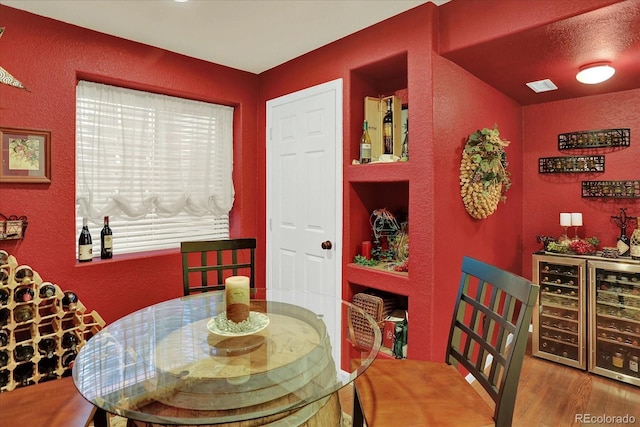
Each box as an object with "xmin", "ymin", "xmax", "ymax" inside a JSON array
[
  {"xmin": 180, "ymin": 238, "xmax": 256, "ymax": 296},
  {"xmin": 353, "ymin": 256, "xmax": 539, "ymax": 427}
]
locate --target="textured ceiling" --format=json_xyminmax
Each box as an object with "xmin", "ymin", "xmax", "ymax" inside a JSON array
[
  {"xmin": 0, "ymin": 0, "xmax": 442, "ymax": 74},
  {"xmin": 442, "ymin": 0, "xmax": 640, "ymax": 105}
]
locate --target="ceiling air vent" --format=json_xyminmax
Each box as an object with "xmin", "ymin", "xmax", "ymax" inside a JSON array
[{"xmin": 526, "ymin": 79, "xmax": 558, "ymax": 93}]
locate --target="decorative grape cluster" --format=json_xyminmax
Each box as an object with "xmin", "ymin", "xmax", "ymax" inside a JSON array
[
  {"xmin": 568, "ymin": 239, "xmax": 596, "ymax": 255},
  {"xmin": 459, "ymin": 126, "xmax": 511, "ymax": 219}
]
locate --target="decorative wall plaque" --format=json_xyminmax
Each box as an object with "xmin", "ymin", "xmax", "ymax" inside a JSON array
[
  {"xmin": 558, "ymin": 128, "xmax": 630, "ymax": 150},
  {"xmin": 538, "ymin": 155, "xmax": 605, "ymax": 173},
  {"xmin": 581, "ymin": 180, "xmax": 640, "ymax": 198}
]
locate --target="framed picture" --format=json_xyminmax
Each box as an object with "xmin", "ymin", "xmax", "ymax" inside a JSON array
[{"xmin": 0, "ymin": 127, "xmax": 51, "ymax": 183}]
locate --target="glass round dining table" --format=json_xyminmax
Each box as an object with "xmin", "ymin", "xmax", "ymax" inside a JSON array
[{"xmin": 73, "ymin": 291, "xmax": 381, "ymax": 426}]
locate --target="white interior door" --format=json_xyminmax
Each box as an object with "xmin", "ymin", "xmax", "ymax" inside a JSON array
[{"xmin": 266, "ymin": 79, "xmax": 343, "ymax": 368}]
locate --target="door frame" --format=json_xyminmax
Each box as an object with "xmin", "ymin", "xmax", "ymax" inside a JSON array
[{"xmin": 265, "ymin": 77, "xmax": 343, "ymax": 324}]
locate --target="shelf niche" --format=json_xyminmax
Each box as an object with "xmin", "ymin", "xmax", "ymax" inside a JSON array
[{"xmin": 349, "ymin": 52, "xmax": 408, "ymax": 163}]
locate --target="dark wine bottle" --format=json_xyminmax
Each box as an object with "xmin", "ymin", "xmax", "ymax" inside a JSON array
[
  {"xmin": 78, "ymin": 217, "xmax": 93, "ymax": 262},
  {"xmin": 0, "ymin": 350, "xmax": 8, "ymax": 368},
  {"xmin": 0, "ymin": 330, "xmax": 8, "ymax": 346},
  {"xmin": 15, "ymin": 287, "xmax": 34, "ymax": 303},
  {"xmin": 0, "ymin": 370, "xmax": 9, "ymax": 388},
  {"xmin": 383, "ymin": 98, "xmax": 393, "ymax": 155},
  {"xmin": 13, "ymin": 305, "xmax": 34, "ymax": 323},
  {"xmin": 38, "ymin": 337, "xmax": 58, "ymax": 358},
  {"xmin": 61, "ymin": 349, "xmax": 77, "ymax": 368},
  {"xmin": 39, "ymin": 282, "xmax": 57, "ymax": 299},
  {"xmin": 62, "ymin": 332, "xmax": 78, "ymax": 350},
  {"xmin": 14, "ymin": 266, "xmax": 34, "ymax": 284},
  {"xmin": 13, "ymin": 362, "xmax": 34, "ymax": 386},
  {"xmin": 62, "ymin": 291, "xmax": 78, "ymax": 311},
  {"xmin": 0, "ymin": 308, "xmax": 9, "ymax": 327},
  {"xmin": 101, "ymin": 216, "xmax": 113, "ymax": 259},
  {"xmin": 14, "ymin": 344, "xmax": 34, "ymax": 362},
  {"xmin": 0, "ymin": 268, "xmax": 8, "ymax": 286},
  {"xmin": 38, "ymin": 356, "xmax": 59, "ymax": 378},
  {"xmin": 0, "ymin": 288, "xmax": 8, "ymax": 305}
]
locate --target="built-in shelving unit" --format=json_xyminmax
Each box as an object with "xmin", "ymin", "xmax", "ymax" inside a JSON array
[{"xmin": 342, "ymin": 51, "xmax": 417, "ymax": 362}]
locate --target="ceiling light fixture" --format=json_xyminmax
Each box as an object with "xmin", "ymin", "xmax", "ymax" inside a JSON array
[{"xmin": 576, "ymin": 63, "xmax": 615, "ymax": 85}]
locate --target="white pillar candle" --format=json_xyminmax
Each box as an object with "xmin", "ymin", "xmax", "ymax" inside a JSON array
[
  {"xmin": 571, "ymin": 213, "xmax": 583, "ymax": 226},
  {"xmin": 560, "ymin": 213, "xmax": 572, "ymax": 227},
  {"xmin": 225, "ymin": 276, "xmax": 250, "ymax": 323}
]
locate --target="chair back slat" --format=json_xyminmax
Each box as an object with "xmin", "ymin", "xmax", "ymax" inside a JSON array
[
  {"xmin": 446, "ymin": 256, "xmax": 539, "ymax": 427},
  {"xmin": 181, "ymin": 238, "xmax": 257, "ymax": 296}
]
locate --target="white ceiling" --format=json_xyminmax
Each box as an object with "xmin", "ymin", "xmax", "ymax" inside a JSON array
[{"xmin": 1, "ymin": 0, "xmax": 449, "ymax": 74}]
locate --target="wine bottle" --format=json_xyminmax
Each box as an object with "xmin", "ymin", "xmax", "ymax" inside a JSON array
[
  {"xmin": 0, "ymin": 288, "xmax": 8, "ymax": 305},
  {"xmin": 383, "ymin": 98, "xmax": 393, "ymax": 155},
  {"xmin": 13, "ymin": 362, "xmax": 34, "ymax": 386},
  {"xmin": 38, "ymin": 356, "xmax": 59, "ymax": 378},
  {"xmin": 359, "ymin": 121, "xmax": 372, "ymax": 164},
  {"xmin": 401, "ymin": 119, "xmax": 409, "ymax": 160},
  {"xmin": 38, "ymin": 337, "xmax": 57, "ymax": 358},
  {"xmin": 15, "ymin": 287, "xmax": 34, "ymax": 303},
  {"xmin": 617, "ymin": 224, "xmax": 631, "ymax": 257},
  {"xmin": 101, "ymin": 216, "xmax": 113, "ymax": 259},
  {"xmin": 13, "ymin": 305, "xmax": 34, "ymax": 323},
  {"xmin": 62, "ymin": 291, "xmax": 78, "ymax": 311},
  {"xmin": 61, "ymin": 349, "xmax": 77, "ymax": 368},
  {"xmin": 39, "ymin": 282, "xmax": 56, "ymax": 299},
  {"xmin": 14, "ymin": 266, "xmax": 34, "ymax": 284},
  {"xmin": 0, "ymin": 330, "xmax": 8, "ymax": 346},
  {"xmin": 0, "ymin": 370, "xmax": 9, "ymax": 388},
  {"xmin": 631, "ymin": 219, "xmax": 640, "ymax": 260},
  {"xmin": 78, "ymin": 217, "xmax": 93, "ymax": 262},
  {"xmin": 14, "ymin": 344, "xmax": 34, "ymax": 362},
  {"xmin": 62, "ymin": 332, "xmax": 78, "ymax": 350},
  {"xmin": 0, "ymin": 350, "xmax": 8, "ymax": 368},
  {"xmin": 0, "ymin": 308, "xmax": 9, "ymax": 327}
]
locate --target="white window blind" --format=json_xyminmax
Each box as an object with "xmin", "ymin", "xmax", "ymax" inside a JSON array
[{"xmin": 76, "ymin": 81, "xmax": 234, "ymax": 256}]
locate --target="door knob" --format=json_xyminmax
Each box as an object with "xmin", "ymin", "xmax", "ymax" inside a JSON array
[{"xmin": 321, "ymin": 241, "xmax": 333, "ymax": 250}]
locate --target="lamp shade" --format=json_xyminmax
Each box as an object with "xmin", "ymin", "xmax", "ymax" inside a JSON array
[{"xmin": 576, "ymin": 64, "xmax": 615, "ymax": 84}]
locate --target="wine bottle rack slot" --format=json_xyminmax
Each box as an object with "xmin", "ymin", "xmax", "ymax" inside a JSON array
[
  {"xmin": 557, "ymin": 128, "xmax": 630, "ymax": 150},
  {"xmin": 581, "ymin": 180, "xmax": 640, "ymax": 198},
  {"xmin": 0, "ymin": 251, "xmax": 104, "ymax": 392},
  {"xmin": 538, "ymin": 155, "xmax": 605, "ymax": 173}
]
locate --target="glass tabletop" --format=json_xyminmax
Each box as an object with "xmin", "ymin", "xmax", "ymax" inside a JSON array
[{"xmin": 73, "ymin": 292, "xmax": 381, "ymax": 425}]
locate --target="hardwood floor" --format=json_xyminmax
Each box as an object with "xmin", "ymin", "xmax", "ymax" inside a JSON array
[
  {"xmin": 343, "ymin": 334, "xmax": 640, "ymax": 427},
  {"xmin": 511, "ymin": 335, "xmax": 640, "ymax": 427}
]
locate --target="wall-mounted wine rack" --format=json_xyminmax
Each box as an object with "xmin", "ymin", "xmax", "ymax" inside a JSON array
[
  {"xmin": 0, "ymin": 251, "xmax": 104, "ymax": 392},
  {"xmin": 538, "ymin": 155, "xmax": 605, "ymax": 173},
  {"xmin": 581, "ymin": 180, "xmax": 640, "ymax": 198},
  {"xmin": 558, "ymin": 128, "xmax": 630, "ymax": 150}
]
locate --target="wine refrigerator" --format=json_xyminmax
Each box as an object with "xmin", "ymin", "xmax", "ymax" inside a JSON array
[{"xmin": 532, "ymin": 253, "xmax": 640, "ymax": 387}]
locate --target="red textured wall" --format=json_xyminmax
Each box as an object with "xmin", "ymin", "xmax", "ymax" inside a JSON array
[
  {"xmin": 258, "ymin": 4, "xmax": 442, "ymax": 360},
  {"xmin": 0, "ymin": 6, "xmax": 260, "ymax": 324},
  {"xmin": 432, "ymin": 54, "xmax": 523, "ymax": 358},
  {"xmin": 522, "ymin": 89, "xmax": 640, "ymax": 277}
]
